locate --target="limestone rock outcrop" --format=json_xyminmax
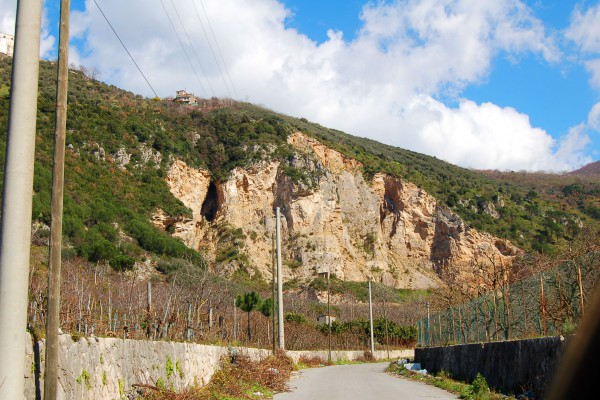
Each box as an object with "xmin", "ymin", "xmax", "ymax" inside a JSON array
[{"xmin": 152, "ymin": 132, "xmax": 519, "ymax": 289}]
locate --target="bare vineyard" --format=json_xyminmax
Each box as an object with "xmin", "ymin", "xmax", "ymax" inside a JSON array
[
  {"xmin": 27, "ymin": 251, "xmax": 419, "ymax": 351},
  {"xmin": 420, "ymin": 231, "xmax": 600, "ymax": 346}
]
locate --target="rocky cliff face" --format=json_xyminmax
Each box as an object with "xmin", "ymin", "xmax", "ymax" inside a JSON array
[{"xmin": 152, "ymin": 132, "xmax": 519, "ymax": 289}]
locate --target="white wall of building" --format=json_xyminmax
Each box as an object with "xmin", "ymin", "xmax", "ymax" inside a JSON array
[{"xmin": 0, "ymin": 33, "xmax": 14, "ymax": 57}]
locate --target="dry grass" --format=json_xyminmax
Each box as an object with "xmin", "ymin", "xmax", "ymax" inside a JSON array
[
  {"xmin": 297, "ymin": 354, "xmax": 328, "ymax": 368},
  {"xmin": 135, "ymin": 350, "xmax": 294, "ymax": 399}
]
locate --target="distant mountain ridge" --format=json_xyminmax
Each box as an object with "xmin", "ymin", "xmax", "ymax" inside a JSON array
[{"xmin": 569, "ymin": 161, "xmax": 600, "ymax": 176}]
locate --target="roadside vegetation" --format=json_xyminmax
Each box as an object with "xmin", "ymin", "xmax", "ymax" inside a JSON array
[
  {"xmin": 386, "ymin": 362, "xmax": 517, "ymax": 400},
  {"xmin": 134, "ymin": 350, "xmax": 386, "ymax": 399},
  {"xmin": 136, "ymin": 351, "xmax": 294, "ymax": 400}
]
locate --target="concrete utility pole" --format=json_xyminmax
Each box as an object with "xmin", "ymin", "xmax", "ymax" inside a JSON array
[
  {"xmin": 271, "ymin": 232, "xmax": 276, "ymax": 355},
  {"xmin": 276, "ymin": 207, "xmax": 284, "ymax": 350},
  {"xmin": 0, "ymin": 1, "xmax": 44, "ymax": 398},
  {"xmin": 368, "ymin": 280, "xmax": 375, "ymax": 354},
  {"xmin": 327, "ymin": 269, "xmax": 332, "ymax": 363},
  {"xmin": 44, "ymin": 0, "xmax": 71, "ymax": 398}
]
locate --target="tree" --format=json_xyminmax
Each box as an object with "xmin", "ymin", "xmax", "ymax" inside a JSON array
[
  {"xmin": 236, "ymin": 292, "xmax": 261, "ymax": 341},
  {"xmin": 259, "ymin": 297, "xmax": 273, "ymax": 318},
  {"xmin": 259, "ymin": 297, "xmax": 274, "ymax": 347}
]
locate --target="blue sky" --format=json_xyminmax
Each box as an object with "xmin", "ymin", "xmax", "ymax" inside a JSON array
[
  {"xmin": 2, "ymin": 0, "xmax": 599, "ymax": 172},
  {"xmin": 279, "ymin": 0, "xmax": 599, "ymax": 166}
]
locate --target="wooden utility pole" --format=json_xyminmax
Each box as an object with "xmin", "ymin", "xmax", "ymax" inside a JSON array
[
  {"xmin": 0, "ymin": 1, "xmax": 44, "ymax": 398},
  {"xmin": 44, "ymin": 0, "xmax": 71, "ymax": 398}
]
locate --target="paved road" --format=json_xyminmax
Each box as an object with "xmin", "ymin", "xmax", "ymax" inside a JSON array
[{"xmin": 274, "ymin": 362, "xmax": 459, "ymax": 400}]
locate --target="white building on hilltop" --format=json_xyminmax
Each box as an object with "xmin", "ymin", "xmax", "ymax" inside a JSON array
[
  {"xmin": 0, "ymin": 33, "xmax": 14, "ymax": 57},
  {"xmin": 174, "ymin": 89, "xmax": 197, "ymax": 104}
]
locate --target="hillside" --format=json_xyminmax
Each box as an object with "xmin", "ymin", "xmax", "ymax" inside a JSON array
[
  {"xmin": 479, "ymin": 168, "xmax": 600, "ymax": 221},
  {"xmin": 568, "ymin": 160, "xmax": 600, "ymax": 176},
  {"xmin": 0, "ymin": 56, "xmax": 597, "ymax": 289}
]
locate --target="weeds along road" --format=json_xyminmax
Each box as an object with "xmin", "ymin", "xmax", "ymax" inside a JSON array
[{"xmin": 274, "ymin": 362, "xmax": 459, "ymax": 400}]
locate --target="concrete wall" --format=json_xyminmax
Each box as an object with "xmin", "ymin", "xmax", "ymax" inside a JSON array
[
  {"xmin": 285, "ymin": 349, "xmax": 413, "ymax": 364},
  {"xmin": 414, "ymin": 336, "xmax": 571, "ymax": 397},
  {"xmin": 24, "ymin": 333, "xmax": 413, "ymax": 400}
]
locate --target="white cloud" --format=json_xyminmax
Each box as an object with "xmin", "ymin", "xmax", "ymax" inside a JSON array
[
  {"xmin": 0, "ymin": 0, "xmax": 55, "ymax": 58},
  {"xmin": 0, "ymin": 1, "xmax": 16, "ymax": 35},
  {"xmin": 566, "ymin": 3, "xmax": 600, "ymax": 91},
  {"xmin": 584, "ymin": 58, "xmax": 600, "ymax": 90},
  {"xmin": 566, "ymin": 3, "xmax": 600, "ymax": 53},
  {"xmin": 4, "ymin": 0, "xmax": 590, "ymax": 171},
  {"xmin": 378, "ymin": 96, "xmax": 584, "ymax": 172},
  {"xmin": 553, "ymin": 124, "xmax": 592, "ymax": 170},
  {"xmin": 589, "ymin": 102, "xmax": 600, "ymax": 132},
  {"xmin": 39, "ymin": 7, "xmax": 56, "ymax": 59}
]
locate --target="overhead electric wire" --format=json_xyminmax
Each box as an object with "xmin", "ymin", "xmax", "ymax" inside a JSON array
[
  {"xmin": 169, "ymin": 0, "xmax": 215, "ymax": 97},
  {"xmin": 159, "ymin": 0, "xmax": 208, "ymax": 97},
  {"xmin": 191, "ymin": 0, "xmax": 232, "ymax": 99},
  {"xmin": 92, "ymin": 0, "xmax": 158, "ymax": 98},
  {"xmin": 198, "ymin": 0, "xmax": 239, "ymax": 100}
]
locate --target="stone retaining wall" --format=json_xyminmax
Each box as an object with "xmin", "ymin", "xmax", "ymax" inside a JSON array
[{"xmin": 24, "ymin": 333, "xmax": 413, "ymax": 399}]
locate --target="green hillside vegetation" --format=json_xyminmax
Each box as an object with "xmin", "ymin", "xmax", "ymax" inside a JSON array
[
  {"xmin": 479, "ymin": 169, "xmax": 600, "ymax": 222},
  {"xmin": 0, "ymin": 55, "xmax": 597, "ymax": 278}
]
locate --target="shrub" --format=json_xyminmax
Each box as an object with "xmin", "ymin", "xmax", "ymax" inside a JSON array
[
  {"xmin": 110, "ymin": 254, "xmax": 135, "ymax": 271},
  {"xmin": 285, "ymin": 312, "xmax": 308, "ymax": 324},
  {"xmin": 362, "ymin": 350, "xmax": 375, "ymax": 362},
  {"xmin": 461, "ymin": 373, "xmax": 490, "ymax": 400}
]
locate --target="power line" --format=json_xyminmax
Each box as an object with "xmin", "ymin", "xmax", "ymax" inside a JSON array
[
  {"xmin": 92, "ymin": 0, "xmax": 158, "ymax": 98},
  {"xmin": 198, "ymin": 0, "xmax": 239, "ymax": 100},
  {"xmin": 159, "ymin": 0, "xmax": 208, "ymax": 97},
  {"xmin": 169, "ymin": 0, "xmax": 215, "ymax": 97},
  {"xmin": 191, "ymin": 0, "xmax": 232, "ymax": 99}
]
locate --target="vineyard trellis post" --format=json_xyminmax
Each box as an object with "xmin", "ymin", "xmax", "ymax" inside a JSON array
[
  {"xmin": 146, "ymin": 282, "xmax": 152, "ymax": 338},
  {"xmin": 521, "ymin": 284, "xmax": 528, "ymax": 337},
  {"xmin": 426, "ymin": 302, "xmax": 430, "ymax": 346},
  {"xmin": 187, "ymin": 303, "xmax": 192, "ymax": 341},
  {"xmin": 577, "ymin": 265, "xmax": 585, "ymax": 318},
  {"xmin": 540, "ymin": 274, "xmax": 547, "ymax": 336},
  {"xmin": 504, "ymin": 285, "xmax": 511, "ymax": 340}
]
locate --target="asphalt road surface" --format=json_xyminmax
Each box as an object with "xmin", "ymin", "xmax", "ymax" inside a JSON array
[{"xmin": 274, "ymin": 362, "xmax": 459, "ymax": 400}]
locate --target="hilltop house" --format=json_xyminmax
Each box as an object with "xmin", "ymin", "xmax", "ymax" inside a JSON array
[
  {"xmin": 0, "ymin": 33, "xmax": 14, "ymax": 57},
  {"xmin": 174, "ymin": 89, "xmax": 197, "ymax": 104}
]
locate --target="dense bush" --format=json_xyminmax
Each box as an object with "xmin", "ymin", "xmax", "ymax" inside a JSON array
[{"xmin": 318, "ymin": 317, "xmax": 417, "ymax": 346}]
